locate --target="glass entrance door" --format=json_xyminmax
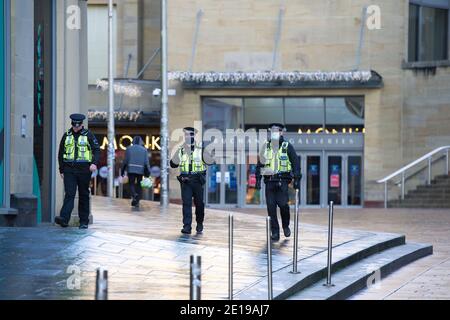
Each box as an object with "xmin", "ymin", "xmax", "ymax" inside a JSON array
[
  {"xmin": 327, "ymin": 155, "xmax": 343, "ymax": 205},
  {"xmin": 326, "ymin": 153, "xmax": 363, "ymax": 207},
  {"xmin": 347, "ymin": 155, "xmax": 363, "ymax": 206},
  {"xmin": 206, "ymin": 164, "xmax": 239, "ymax": 207},
  {"xmin": 203, "ymin": 97, "xmax": 243, "ymax": 208},
  {"xmin": 299, "ymin": 154, "xmax": 322, "ymax": 207}
]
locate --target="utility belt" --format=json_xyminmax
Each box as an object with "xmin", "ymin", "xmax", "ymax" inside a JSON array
[
  {"xmin": 263, "ymin": 172, "xmax": 293, "ymax": 183},
  {"xmin": 178, "ymin": 172, "xmax": 206, "ymax": 185}
]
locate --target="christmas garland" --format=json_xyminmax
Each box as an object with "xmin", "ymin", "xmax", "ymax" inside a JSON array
[
  {"xmin": 168, "ymin": 71, "xmax": 373, "ymax": 84},
  {"xmin": 96, "ymin": 79, "xmax": 143, "ymax": 97},
  {"xmin": 88, "ymin": 110, "xmax": 144, "ymax": 122}
]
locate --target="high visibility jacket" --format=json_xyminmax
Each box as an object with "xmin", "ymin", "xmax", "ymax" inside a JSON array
[
  {"xmin": 263, "ymin": 141, "xmax": 292, "ymax": 174},
  {"xmin": 179, "ymin": 145, "xmax": 206, "ymax": 174},
  {"xmin": 63, "ymin": 129, "xmax": 93, "ymax": 163}
]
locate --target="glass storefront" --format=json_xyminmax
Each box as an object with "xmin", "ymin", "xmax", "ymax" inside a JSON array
[
  {"xmin": 203, "ymin": 98, "xmax": 243, "ymax": 207},
  {"xmin": 0, "ymin": 0, "xmax": 5, "ymax": 207},
  {"xmin": 202, "ymin": 96, "xmax": 365, "ymax": 208},
  {"xmin": 89, "ymin": 79, "xmax": 162, "ymax": 201},
  {"xmin": 33, "ymin": 0, "xmax": 54, "ymax": 223},
  {"xmin": 306, "ymin": 155, "xmax": 321, "ymax": 205}
]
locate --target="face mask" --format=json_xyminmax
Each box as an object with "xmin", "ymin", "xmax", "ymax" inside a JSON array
[
  {"xmin": 185, "ymin": 136, "xmax": 194, "ymax": 145},
  {"xmin": 271, "ymin": 132, "xmax": 281, "ymax": 141}
]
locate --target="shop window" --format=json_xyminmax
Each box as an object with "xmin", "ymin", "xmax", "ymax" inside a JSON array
[
  {"xmin": 203, "ymin": 98, "xmax": 243, "ymax": 131},
  {"xmin": 0, "ymin": 0, "xmax": 4, "ymax": 207},
  {"xmin": 408, "ymin": 2, "xmax": 449, "ymax": 62},
  {"xmin": 285, "ymin": 98, "xmax": 324, "ymax": 133},
  {"xmin": 325, "ymin": 97, "xmax": 364, "ymax": 134},
  {"xmin": 244, "ymin": 98, "xmax": 283, "ymax": 131}
]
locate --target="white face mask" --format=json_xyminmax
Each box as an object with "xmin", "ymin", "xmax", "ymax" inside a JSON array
[
  {"xmin": 271, "ymin": 132, "xmax": 281, "ymax": 141},
  {"xmin": 185, "ymin": 134, "xmax": 194, "ymax": 145}
]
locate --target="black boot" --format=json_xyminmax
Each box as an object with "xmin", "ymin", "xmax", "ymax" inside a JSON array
[
  {"xmin": 196, "ymin": 223, "xmax": 204, "ymax": 234},
  {"xmin": 181, "ymin": 226, "xmax": 192, "ymax": 234},
  {"xmin": 55, "ymin": 216, "xmax": 69, "ymax": 228},
  {"xmin": 271, "ymin": 231, "xmax": 280, "ymax": 241},
  {"xmin": 283, "ymin": 227, "xmax": 291, "ymax": 238},
  {"xmin": 131, "ymin": 196, "xmax": 137, "ymax": 207}
]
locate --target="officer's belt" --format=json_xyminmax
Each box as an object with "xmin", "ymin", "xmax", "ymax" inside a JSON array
[
  {"xmin": 180, "ymin": 172, "xmax": 206, "ymax": 175},
  {"xmin": 263, "ymin": 173, "xmax": 292, "ymax": 180}
]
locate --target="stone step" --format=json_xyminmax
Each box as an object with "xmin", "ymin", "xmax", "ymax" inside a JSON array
[
  {"xmin": 410, "ymin": 183, "xmax": 450, "ymax": 189},
  {"xmin": 405, "ymin": 193, "xmax": 450, "ymax": 199},
  {"xmin": 388, "ymin": 201, "xmax": 450, "ymax": 208},
  {"xmin": 432, "ymin": 174, "xmax": 450, "ymax": 181},
  {"xmin": 287, "ymin": 243, "xmax": 432, "ymax": 300},
  {"xmin": 432, "ymin": 179, "xmax": 450, "ymax": 186},
  {"xmin": 409, "ymin": 187, "xmax": 450, "ymax": 193},
  {"xmin": 234, "ymin": 232, "xmax": 406, "ymax": 300}
]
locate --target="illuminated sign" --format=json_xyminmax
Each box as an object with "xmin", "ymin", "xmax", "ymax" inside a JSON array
[
  {"xmin": 297, "ymin": 128, "xmax": 365, "ymax": 134},
  {"xmin": 100, "ymin": 135, "xmax": 161, "ymax": 151}
]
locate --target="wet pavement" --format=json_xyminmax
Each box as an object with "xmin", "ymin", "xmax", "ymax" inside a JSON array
[{"xmin": 0, "ymin": 196, "xmax": 382, "ymax": 300}]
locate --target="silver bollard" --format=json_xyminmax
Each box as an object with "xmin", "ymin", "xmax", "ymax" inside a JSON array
[
  {"xmin": 228, "ymin": 213, "xmax": 234, "ymax": 300},
  {"xmin": 95, "ymin": 268, "xmax": 108, "ymax": 300},
  {"xmin": 324, "ymin": 201, "xmax": 335, "ymax": 287},
  {"xmin": 119, "ymin": 182, "xmax": 124, "ymax": 198},
  {"xmin": 266, "ymin": 216, "xmax": 273, "ymax": 300},
  {"xmin": 291, "ymin": 189, "xmax": 300, "ymax": 274},
  {"xmin": 190, "ymin": 255, "xmax": 201, "ymax": 300}
]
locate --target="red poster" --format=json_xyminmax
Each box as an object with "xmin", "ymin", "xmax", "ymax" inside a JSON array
[
  {"xmin": 248, "ymin": 174, "xmax": 256, "ymax": 187},
  {"xmin": 330, "ymin": 174, "xmax": 340, "ymax": 188}
]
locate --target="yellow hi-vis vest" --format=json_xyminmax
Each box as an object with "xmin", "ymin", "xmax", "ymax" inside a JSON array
[
  {"xmin": 263, "ymin": 141, "xmax": 292, "ymax": 175},
  {"xmin": 179, "ymin": 145, "xmax": 206, "ymax": 174},
  {"xmin": 63, "ymin": 130, "xmax": 92, "ymax": 163}
]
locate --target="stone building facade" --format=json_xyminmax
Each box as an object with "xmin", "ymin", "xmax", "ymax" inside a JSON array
[{"xmin": 166, "ymin": 0, "xmax": 450, "ymax": 207}]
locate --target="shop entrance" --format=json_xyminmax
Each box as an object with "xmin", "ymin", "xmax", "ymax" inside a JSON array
[
  {"xmin": 202, "ymin": 96, "xmax": 365, "ymax": 209},
  {"xmin": 299, "ymin": 152, "xmax": 363, "ymax": 207},
  {"xmin": 206, "ymin": 163, "xmax": 240, "ymax": 207}
]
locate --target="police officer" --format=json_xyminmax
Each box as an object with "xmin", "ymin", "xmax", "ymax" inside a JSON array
[
  {"xmin": 170, "ymin": 127, "xmax": 208, "ymax": 235},
  {"xmin": 256, "ymin": 123, "xmax": 301, "ymax": 241},
  {"xmin": 55, "ymin": 114, "xmax": 100, "ymax": 229}
]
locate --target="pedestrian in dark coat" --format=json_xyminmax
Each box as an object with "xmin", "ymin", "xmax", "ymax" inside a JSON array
[{"xmin": 121, "ymin": 136, "xmax": 151, "ymax": 207}]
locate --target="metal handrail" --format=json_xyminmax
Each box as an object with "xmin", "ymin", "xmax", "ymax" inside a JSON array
[
  {"xmin": 391, "ymin": 154, "xmax": 447, "ymax": 186},
  {"xmin": 377, "ymin": 146, "xmax": 450, "ymax": 208},
  {"xmin": 377, "ymin": 146, "xmax": 450, "ymax": 183}
]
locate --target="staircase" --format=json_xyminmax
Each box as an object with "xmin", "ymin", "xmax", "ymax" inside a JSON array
[
  {"xmin": 234, "ymin": 231, "xmax": 432, "ymax": 300},
  {"xmin": 389, "ymin": 174, "xmax": 450, "ymax": 208},
  {"xmin": 377, "ymin": 146, "xmax": 450, "ymax": 209}
]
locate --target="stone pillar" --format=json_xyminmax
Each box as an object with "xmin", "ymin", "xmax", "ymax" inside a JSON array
[
  {"xmin": 55, "ymin": 0, "xmax": 92, "ymax": 226},
  {"xmin": 7, "ymin": 0, "xmax": 38, "ymax": 224}
]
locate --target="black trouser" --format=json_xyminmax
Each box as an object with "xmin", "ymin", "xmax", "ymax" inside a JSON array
[
  {"xmin": 128, "ymin": 174, "xmax": 143, "ymax": 202},
  {"xmin": 265, "ymin": 180, "xmax": 290, "ymax": 234},
  {"xmin": 60, "ymin": 171, "xmax": 91, "ymax": 225},
  {"xmin": 181, "ymin": 180, "xmax": 205, "ymax": 230}
]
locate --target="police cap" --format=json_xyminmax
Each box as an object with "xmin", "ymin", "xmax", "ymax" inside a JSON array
[
  {"xmin": 269, "ymin": 123, "xmax": 285, "ymax": 131},
  {"xmin": 183, "ymin": 127, "xmax": 197, "ymax": 135},
  {"xmin": 70, "ymin": 114, "xmax": 86, "ymax": 122}
]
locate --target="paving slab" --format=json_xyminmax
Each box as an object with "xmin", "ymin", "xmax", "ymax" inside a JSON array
[{"xmin": 0, "ymin": 197, "xmax": 426, "ymax": 300}]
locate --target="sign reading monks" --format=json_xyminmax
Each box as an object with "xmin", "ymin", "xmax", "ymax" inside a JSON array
[{"xmin": 99, "ymin": 135, "xmax": 161, "ymax": 151}]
